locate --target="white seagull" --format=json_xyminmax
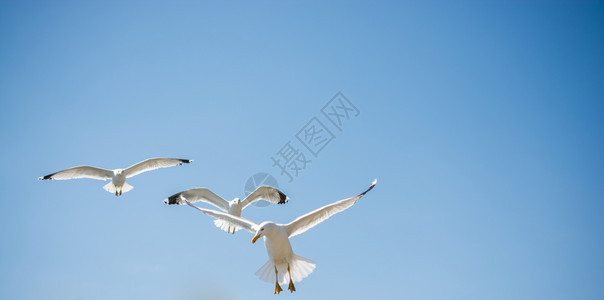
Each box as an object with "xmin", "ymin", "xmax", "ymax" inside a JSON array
[
  {"xmin": 164, "ymin": 186, "xmax": 289, "ymax": 234},
  {"xmin": 39, "ymin": 158, "xmax": 193, "ymax": 196},
  {"xmin": 186, "ymin": 179, "xmax": 377, "ymax": 294}
]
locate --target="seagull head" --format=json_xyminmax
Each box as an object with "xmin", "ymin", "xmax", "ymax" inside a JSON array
[
  {"xmin": 252, "ymin": 221, "xmax": 276, "ymax": 244},
  {"xmin": 233, "ymin": 198, "xmax": 241, "ymax": 205}
]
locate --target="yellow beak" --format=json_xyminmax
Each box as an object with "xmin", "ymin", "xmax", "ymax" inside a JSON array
[{"xmin": 252, "ymin": 234, "xmax": 261, "ymax": 244}]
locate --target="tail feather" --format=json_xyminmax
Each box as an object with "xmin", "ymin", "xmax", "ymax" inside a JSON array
[
  {"xmin": 102, "ymin": 182, "xmax": 134, "ymax": 194},
  {"xmin": 121, "ymin": 182, "xmax": 133, "ymax": 193},
  {"xmin": 255, "ymin": 259, "xmax": 275, "ymax": 283},
  {"xmin": 103, "ymin": 182, "xmax": 117, "ymax": 193},
  {"xmin": 213, "ymin": 219, "xmax": 242, "ymax": 233},
  {"xmin": 255, "ymin": 254, "xmax": 316, "ymax": 285},
  {"xmin": 289, "ymin": 254, "xmax": 316, "ymax": 283}
]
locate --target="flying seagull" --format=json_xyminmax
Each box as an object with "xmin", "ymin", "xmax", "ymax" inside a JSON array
[
  {"xmin": 185, "ymin": 179, "xmax": 377, "ymax": 293},
  {"xmin": 39, "ymin": 158, "xmax": 193, "ymax": 196},
  {"xmin": 164, "ymin": 185, "xmax": 289, "ymax": 234}
]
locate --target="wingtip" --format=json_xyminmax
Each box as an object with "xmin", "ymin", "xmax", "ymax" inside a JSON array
[
  {"xmin": 39, "ymin": 174, "xmax": 54, "ymax": 180},
  {"xmin": 180, "ymin": 159, "xmax": 193, "ymax": 164},
  {"xmin": 277, "ymin": 190, "xmax": 289, "ymax": 204},
  {"xmin": 164, "ymin": 193, "xmax": 182, "ymax": 205},
  {"xmin": 359, "ymin": 178, "xmax": 377, "ymax": 196}
]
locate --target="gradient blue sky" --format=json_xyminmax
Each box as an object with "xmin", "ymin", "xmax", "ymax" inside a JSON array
[{"xmin": 1, "ymin": 1, "xmax": 603, "ymax": 299}]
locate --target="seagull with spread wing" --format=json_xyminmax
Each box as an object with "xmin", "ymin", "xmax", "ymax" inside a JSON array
[
  {"xmin": 185, "ymin": 179, "xmax": 377, "ymax": 294},
  {"xmin": 39, "ymin": 158, "xmax": 193, "ymax": 196},
  {"xmin": 164, "ymin": 185, "xmax": 289, "ymax": 234}
]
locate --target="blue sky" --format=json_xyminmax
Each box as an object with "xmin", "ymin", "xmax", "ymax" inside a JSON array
[{"xmin": 1, "ymin": 1, "xmax": 603, "ymax": 299}]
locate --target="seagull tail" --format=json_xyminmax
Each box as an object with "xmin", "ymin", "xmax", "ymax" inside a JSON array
[
  {"xmin": 289, "ymin": 254, "xmax": 316, "ymax": 283},
  {"xmin": 102, "ymin": 182, "xmax": 134, "ymax": 194},
  {"xmin": 255, "ymin": 254, "xmax": 316, "ymax": 285},
  {"xmin": 121, "ymin": 182, "xmax": 134, "ymax": 194},
  {"xmin": 213, "ymin": 219, "xmax": 242, "ymax": 233},
  {"xmin": 103, "ymin": 182, "xmax": 117, "ymax": 194},
  {"xmin": 255, "ymin": 259, "xmax": 279, "ymax": 284}
]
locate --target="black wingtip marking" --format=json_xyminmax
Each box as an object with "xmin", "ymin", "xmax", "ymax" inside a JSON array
[
  {"xmin": 277, "ymin": 190, "xmax": 288, "ymax": 204},
  {"xmin": 164, "ymin": 193, "xmax": 183, "ymax": 205},
  {"xmin": 359, "ymin": 179, "xmax": 377, "ymax": 196},
  {"xmin": 39, "ymin": 173, "xmax": 55, "ymax": 180},
  {"xmin": 179, "ymin": 159, "xmax": 193, "ymax": 164}
]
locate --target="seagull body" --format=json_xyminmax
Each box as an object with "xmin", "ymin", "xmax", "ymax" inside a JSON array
[
  {"xmin": 39, "ymin": 158, "xmax": 193, "ymax": 196},
  {"xmin": 186, "ymin": 179, "xmax": 377, "ymax": 293},
  {"xmin": 164, "ymin": 186, "xmax": 289, "ymax": 233}
]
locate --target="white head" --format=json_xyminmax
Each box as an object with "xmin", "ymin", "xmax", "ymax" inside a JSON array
[
  {"xmin": 251, "ymin": 221, "xmax": 277, "ymax": 244},
  {"xmin": 233, "ymin": 198, "xmax": 241, "ymax": 205}
]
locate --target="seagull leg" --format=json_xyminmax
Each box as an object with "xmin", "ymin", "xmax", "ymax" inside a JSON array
[
  {"xmin": 115, "ymin": 190, "xmax": 118, "ymax": 196},
  {"xmin": 287, "ymin": 264, "xmax": 296, "ymax": 292},
  {"xmin": 274, "ymin": 266, "xmax": 283, "ymax": 294},
  {"xmin": 119, "ymin": 189, "xmax": 122, "ymax": 196}
]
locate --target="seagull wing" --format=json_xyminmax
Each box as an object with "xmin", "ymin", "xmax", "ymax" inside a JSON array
[
  {"xmin": 285, "ymin": 179, "xmax": 377, "ymax": 238},
  {"xmin": 124, "ymin": 158, "xmax": 192, "ymax": 178},
  {"xmin": 38, "ymin": 166, "xmax": 113, "ymax": 181},
  {"xmin": 163, "ymin": 188, "xmax": 229, "ymax": 211},
  {"xmin": 185, "ymin": 202, "xmax": 259, "ymax": 234},
  {"xmin": 240, "ymin": 186, "xmax": 289, "ymax": 209}
]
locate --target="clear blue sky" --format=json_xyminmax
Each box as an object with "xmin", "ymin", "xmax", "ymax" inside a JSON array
[{"xmin": 1, "ymin": 1, "xmax": 603, "ymax": 299}]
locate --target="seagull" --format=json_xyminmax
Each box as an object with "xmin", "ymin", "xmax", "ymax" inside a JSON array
[
  {"xmin": 39, "ymin": 158, "xmax": 193, "ymax": 196},
  {"xmin": 164, "ymin": 185, "xmax": 289, "ymax": 234},
  {"xmin": 185, "ymin": 179, "xmax": 377, "ymax": 294}
]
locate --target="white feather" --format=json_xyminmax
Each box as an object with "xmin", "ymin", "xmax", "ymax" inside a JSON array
[
  {"xmin": 40, "ymin": 158, "xmax": 192, "ymax": 196},
  {"xmin": 186, "ymin": 179, "xmax": 376, "ymax": 292}
]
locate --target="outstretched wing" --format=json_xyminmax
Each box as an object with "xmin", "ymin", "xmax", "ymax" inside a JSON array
[
  {"xmin": 39, "ymin": 166, "xmax": 113, "ymax": 181},
  {"xmin": 285, "ymin": 179, "xmax": 377, "ymax": 238},
  {"xmin": 240, "ymin": 186, "xmax": 289, "ymax": 209},
  {"xmin": 124, "ymin": 158, "xmax": 192, "ymax": 178},
  {"xmin": 185, "ymin": 201, "xmax": 259, "ymax": 234},
  {"xmin": 163, "ymin": 188, "xmax": 229, "ymax": 211}
]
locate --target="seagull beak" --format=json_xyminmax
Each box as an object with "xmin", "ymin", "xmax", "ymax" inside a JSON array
[{"xmin": 252, "ymin": 234, "xmax": 261, "ymax": 244}]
